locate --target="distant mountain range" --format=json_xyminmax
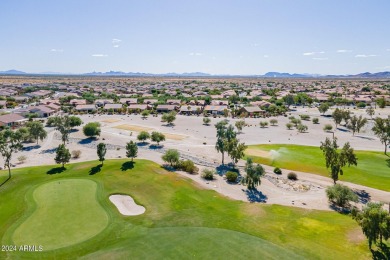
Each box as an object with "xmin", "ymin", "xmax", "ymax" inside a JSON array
[{"xmin": 1, "ymin": 69, "xmax": 390, "ymax": 78}]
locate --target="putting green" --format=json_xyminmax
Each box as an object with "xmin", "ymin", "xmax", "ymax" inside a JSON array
[{"xmin": 12, "ymin": 179, "xmax": 109, "ymax": 250}]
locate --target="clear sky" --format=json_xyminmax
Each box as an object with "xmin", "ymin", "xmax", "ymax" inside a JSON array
[{"xmin": 1, "ymin": 0, "xmax": 389, "ymax": 75}]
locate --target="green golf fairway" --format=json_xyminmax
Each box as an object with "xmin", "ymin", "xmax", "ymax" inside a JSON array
[
  {"xmin": 0, "ymin": 159, "xmax": 370, "ymax": 259},
  {"xmin": 246, "ymin": 144, "xmax": 390, "ymax": 191},
  {"xmin": 12, "ymin": 179, "xmax": 109, "ymax": 250}
]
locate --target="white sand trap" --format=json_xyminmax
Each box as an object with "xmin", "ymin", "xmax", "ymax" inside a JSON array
[{"xmin": 109, "ymin": 194, "xmax": 145, "ymax": 216}]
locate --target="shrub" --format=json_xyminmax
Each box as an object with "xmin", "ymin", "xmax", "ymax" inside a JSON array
[
  {"xmin": 273, "ymin": 167, "xmax": 282, "ymax": 174},
  {"xmin": 178, "ymin": 160, "xmax": 198, "ymax": 174},
  {"xmin": 225, "ymin": 171, "xmax": 238, "ymax": 182},
  {"xmin": 357, "ymin": 102, "xmax": 366, "ymax": 108},
  {"xmin": 17, "ymin": 155, "xmax": 27, "ymax": 164},
  {"xmin": 286, "ymin": 123, "xmax": 293, "ymax": 130},
  {"xmin": 326, "ymin": 184, "xmax": 358, "ymax": 208},
  {"xmin": 323, "ymin": 124, "xmax": 333, "ymax": 132},
  {"xmin": 312, "ymin": 117, "xmax": 319, "ymax": 124},
  {"xmin": 300, "ymin": 114, "xmax": 310, "ymax": 121},
  {"xmin": 71, "ymin": 150, "xmax": 81, "ymax": 159},
  {"xmin": 201, "ymin": 169, "xmax": 215, "ymax": 180},
  {"xmin": 287, "ymin": 172, "xmax": 298, "ymax": 180},
  {"xmin": 203, "ymin": 117, "xmax": 211, "ymax": 125},
  {"xmin": 259, "ymin": 121, "xmax": 268, "ymax": 128},
  {"xmin": 269, "ymin": 119, "xmax": 278, "ymax": 126},
  {"xmin": 297, "ymin": 124, "xmax": 308, "ymax": 133}
]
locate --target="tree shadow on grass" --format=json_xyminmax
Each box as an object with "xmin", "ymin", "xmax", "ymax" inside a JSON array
[
  {"xmin": 371, "ymin": 244, "xmax": 390, "ymax": 260},
  {"xmin": 328, "ymin": 203, "xmax": 352, "ymax": 214},
  {"xmin": 243, "ymin": 188, "xmax": 268, "ymax": 203},
  {"xmin": 47, "ymin": 167, "xmax": 66, "ymax": 175},
  {"xmin": 386, "ymin": 159, "xmax": 390, "ymax": 168},
  {"xmin": 89, "ymin": 164, "xmax": 102, "ymax": 175},
  {"xmin": 121, "ymin": 161, "xmax": 135, "ymax": 171}
]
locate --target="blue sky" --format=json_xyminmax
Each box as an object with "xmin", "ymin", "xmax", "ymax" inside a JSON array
[{"xmin": 1, "ymin": 0, "xmax": 389, "ymax": 75}]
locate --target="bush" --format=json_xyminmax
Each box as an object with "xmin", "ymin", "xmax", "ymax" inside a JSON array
[
  {"xmin": 269, "ymin": 119, "xmax": 278, "ymax": 126},
  {"xmin": 286, "ymin": 123, "xmax": 293, "ymax": 130},
  {"xmin": 287, "ymin": 172, "xmax": 298, "ymax": 180},
  {"xmin": 357, "ymin": 102, "xmax": 366, "ymax": 108},
  {"xmin": 326, "ymin": 184, "xmax": 358, "ymax": 208},
  {"xmin": 300, "ymin": 114, "xmax": 310, "ymax": 121},
  {"xmin": 201, "ymin": 169, "xmax": 215, "ymax": 180},
  {"xmin": 259, "ymin": 121, "xmax": 268, "ymax": 128},
  {"xmin": 203, "ymin": 117, "xmax": 211, "ymax": 125},
  {"xmin": 17, "ymin": 155, "xmax": 27, "ymax": 164},
  {"xmin": 273, "ymin": 167, "xmax": 282, "ymax": 174},
  {"xmin": 297, "ymin": 124, "xmax": 308, "ymax": 133},
  {"xmin": 225, "ymin": 171, "xmax": 238, "ymax": 182},
  {"xmin": 178, "ymin": 160, "xmax": 198, "ymax": 174},
  {"xmin": 323, "ymin": 124, "xmax": 333, "ymax": 132},
  {"xmin": 312, "ymin": 117, "xmax": 319, "ymax": 124},
  {"xmin": 72, "ymin": 150, "xmax": 81, "ymax": 159}
]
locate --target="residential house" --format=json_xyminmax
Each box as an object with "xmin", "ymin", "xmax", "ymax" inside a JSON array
[
  {"xmin": 204, "ymin": 105, "xmax": 228, "ymax": 115},
  {"xmin": 0, "ymin": 113, "xmax": 28, "ymax": 127}
]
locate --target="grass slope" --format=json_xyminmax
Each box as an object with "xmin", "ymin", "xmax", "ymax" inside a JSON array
[
  {"xmin": 0, "ymin": 159, "xmax": 369, "ymax": 259},
  {"xmin": 246, "ymin": 144, "xmax": 390, "ymax": 191},
  {"xmin": 12, "ymin": 179, "xmax": 109, "ymax": 250}
]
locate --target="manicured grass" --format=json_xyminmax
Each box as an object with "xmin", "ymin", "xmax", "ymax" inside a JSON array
[
  {"xmin": 246, "ymin": 144, "xmax": 390, "ymax": 191},
  {"xmin": 12, "ymin": 179, "xmax": 109, "ymax": 250},
  {"xmin": 0, "ymin": 159, "xmax": 369, "ymax": 259}
]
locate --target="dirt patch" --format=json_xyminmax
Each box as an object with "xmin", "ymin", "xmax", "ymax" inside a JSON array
[
  {"xmin": 347, "ymin": 228, "xmax": 365, "ymax": 244},
  {"xmin": 241, "ymin": 203, "xmax": 266, "ymax": 217},
  {"xmin": 113, "ymin": 124, "xmax": 154, "ymax": 132},
  {"xmin": 101, "ymin": 119, "xmax": 121, "ymax": 123},
  {"xmin": 162, "ymin": 132, "xmax": 188, "ymax": 140},
  {"xmin": 245, "ymin": 148, "xmax": 271, "ymax": 158}
]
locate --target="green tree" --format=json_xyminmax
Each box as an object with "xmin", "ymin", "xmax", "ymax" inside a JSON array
[
  {"xmin": 83, "ymin": 122, "xmax": 101, "ymax": 138},
  {"xmin": 372, "ymin": 117, "xmax": 390, "ymax": 155},
  {"xmin": 54, "ymin": 144, "xmax": 71, "ymax": 168},
  {"xmin": 352, "ymin": 202, "xmax": 390, "ymax": 249},
  {"xmin": 241, "ymin": 158, "xmax": 265, "ymax": 190},
  {"xmin": 141, "ymin": 110, "xmax": 150, "ymax": 119},
  {"xmin": 366, "ymin": 106, "xmax": 375, "ymax": 119},
  {"xmin": 161, "ymin": 111, "xmax": 177, "ymax": 125},
  {"xmin": 286, "ymin": 123, "xmax": 293, "ymax": 130},
  {"xmin": 376, "ymin": 97, "xmax": 386, "ymax": 109},
  {"xmin": 283, "ymin": 94, "xmax": 295, "ymax": 108},
  {"xmin": 259, "ymin": 121, "xmax": 268, "ymax": 128},
  {"xmin": 332, "ymin": 108, "xmax": 344, "ymax": 128},
  {"xmin": 97, "ymin": 143, "xmax": 107, "ymax": 165},
  {"xmin": 326, "ymin": 184, "xmax": 358, "ymax": 208},
  {"xmin": 53, "ymin": 116, "xmax": 72, "ymax": 145},
  {"xmin": 347, "ymin": 115, "xmax": 367, "ymax": 136},
  {"xmin": 151, "ymin": 131, "xmax": 165, "ymax": 146},
  {"xmin": 215, "ymin": 120, "xmax": 229, "ymax": 165},
  {"xmin": 228, "ymin": 138, "xmax": 247, "ymax": 165},
  {"xmin": 162, "ymin": 149, "xmax": 180, "ymax": 167},
  {"xmin": 137, "ymin": 131, "xmax": 150, "ymax": 143},
  {"xmin": 69, "ymin": 116, "xmax": 83, "ymax": 128},
  {"xmin": 0, "ymin": 129, "xmax": 23, "ymax": 183},
  {"xmin": 126, "ymin": 141, "xmax": 138, "ymax": 161},
  {"xmin": 318, "ymin": 103, "xmax": 330, "ymax": 115},
  {"xmin": 235, "ymin": 120, "xmax": 246, "ymax": 133},
  {"xmin": 320, "ymin": 137, "xmax": 358, "ymax": 183},
  {"xmin": 26, "ymin": 121, "xmax": 47, "ymax": 145}
]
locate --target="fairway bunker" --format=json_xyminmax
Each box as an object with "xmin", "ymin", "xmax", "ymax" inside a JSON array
[{"xmin": 109, "ymin": 194, "xmax": 145, "ymax": 216}]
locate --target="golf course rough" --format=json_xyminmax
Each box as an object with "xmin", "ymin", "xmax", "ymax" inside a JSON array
[{"xmin": 12, "ymin": 179, "xmax": 109, "ymax": 250}]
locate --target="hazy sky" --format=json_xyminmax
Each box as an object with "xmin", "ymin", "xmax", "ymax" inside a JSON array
[{"xmin": 1, "ymin": 0, "xmax": 389, "ymax": 75}]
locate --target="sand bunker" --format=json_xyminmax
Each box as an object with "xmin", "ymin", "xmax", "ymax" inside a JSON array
[
  {"xmin": 109, "ymin": 194, "xmax": 145, "ymax": 216},
  {"xmin": 114, "ymin": 124, "xmax": 154, "ymax": 132},
  {"xmin": 245, "ymin": 148, "xmax": 271, "ymax": 158}
]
